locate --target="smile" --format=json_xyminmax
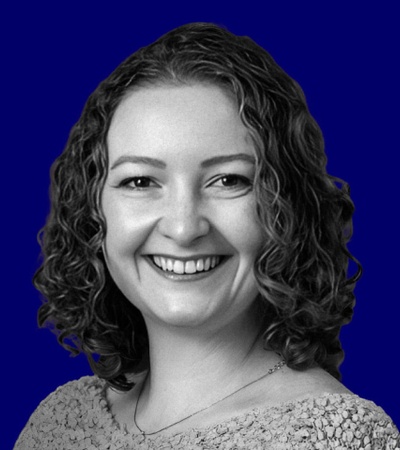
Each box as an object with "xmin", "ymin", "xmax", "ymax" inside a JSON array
[{"xmin": 151, "ymin": 255, "xmax": 223, "ymax": 274}]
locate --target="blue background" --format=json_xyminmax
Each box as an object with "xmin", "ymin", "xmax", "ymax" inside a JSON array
[{"xmin": 3, "ymin": 2, "xmax": 399, "ymax": 448}]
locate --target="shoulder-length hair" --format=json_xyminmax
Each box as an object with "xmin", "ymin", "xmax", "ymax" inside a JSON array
[{"xmin": 35, "ymin": 22, "xmax": 361, "ymax": 390}]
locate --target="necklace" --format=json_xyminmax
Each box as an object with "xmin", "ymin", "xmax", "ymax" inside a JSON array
[{"xmin": 133, "ymin": 359, "xmax": 285, "ymax": 436}]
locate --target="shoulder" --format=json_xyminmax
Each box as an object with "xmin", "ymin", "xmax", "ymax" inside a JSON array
[
  {"xmin": 148, "ymin": 392, "xmax": 399, "ymax": 449},
  {"xmin": 219, "ymin": 366, "xmax": 399, "ymax": 448},
  {"xmin": 253, "ymin": 392, "xmax": 400, "ymax": 448},
  {"xmin": 272, "ymin": 365, "xmax": 352, "ymax": 399},
  {"xmin": 243, "ymin": 365, "xmax": 351, "ymax": 410},
  {"xmin": 28, "ymin": 375, "xmax": 107, "ymax": 415},
  {"xmin": 14, "ymin": 376, "xmax": 111, "ymax": 450}
]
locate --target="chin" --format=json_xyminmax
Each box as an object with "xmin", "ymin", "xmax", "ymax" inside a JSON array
[{"xmin": 144, "ymin": 300, "xmax": 216, "ymax": 329}]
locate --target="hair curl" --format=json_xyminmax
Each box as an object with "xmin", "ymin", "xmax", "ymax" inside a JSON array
[{"xmin": 34, "ymin": 22, "xmax": 361, "ymax": 390}]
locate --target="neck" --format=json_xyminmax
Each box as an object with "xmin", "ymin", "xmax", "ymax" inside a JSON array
[
  {"xmin": 135, "ymin": 303, "xmax": 276, "ymax": 432},
  {"xmin": 147, "ymin": 314, "xmax": 261, "ymax": 389}
]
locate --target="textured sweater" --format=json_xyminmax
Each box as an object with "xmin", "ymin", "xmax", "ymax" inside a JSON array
[{"xmin": 15, "ymin": 376, "xmax": 399, "ymax": 449}]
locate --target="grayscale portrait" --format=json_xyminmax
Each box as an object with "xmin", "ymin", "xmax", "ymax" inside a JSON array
[{"xmin": 14, "ymin": 23, "xmax": 399, "ymax": 449}]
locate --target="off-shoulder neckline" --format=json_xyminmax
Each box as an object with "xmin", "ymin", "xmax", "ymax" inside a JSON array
[{"xmin": 71, "ymin": 375, "xmax": 380, "ymax": 441}]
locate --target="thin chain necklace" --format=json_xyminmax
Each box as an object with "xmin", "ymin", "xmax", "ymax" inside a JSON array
[{"xmin": 133, "ymin": 359, "xmax": 285, "ymax": 437}]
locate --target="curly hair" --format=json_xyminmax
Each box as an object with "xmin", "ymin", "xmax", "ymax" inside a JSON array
[{"xmin": 34, "ymin": 22, "xmax": 361, "ymax": 390}]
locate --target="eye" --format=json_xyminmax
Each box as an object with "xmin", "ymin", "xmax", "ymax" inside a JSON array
[
  {"xmin": 210, "ymin": 174, "xmax": 252, "ymax": 189},
  {"xmin": 119, "ymin": 176, "xmax": 158, "ymax": 190}
]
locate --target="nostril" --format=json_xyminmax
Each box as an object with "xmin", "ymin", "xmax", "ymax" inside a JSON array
[{"xmin": 156, "ymin": 213, "xmax": 211, "ymax": 245}]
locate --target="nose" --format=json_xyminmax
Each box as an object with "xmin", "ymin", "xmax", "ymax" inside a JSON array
[{"xmin": 157, "ymin": 190, "xmax": 210, "ymax": 246}]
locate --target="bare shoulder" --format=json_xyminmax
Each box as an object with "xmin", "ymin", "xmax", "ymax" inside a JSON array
[{"xmin": 259, "ymin": 365, "xmax": 352, "ymax": 405}]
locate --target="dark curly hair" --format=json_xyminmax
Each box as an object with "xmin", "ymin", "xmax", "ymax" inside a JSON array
[{"xmin": 34, "ymin": 22, "xmax": 361, "ymax": 391}]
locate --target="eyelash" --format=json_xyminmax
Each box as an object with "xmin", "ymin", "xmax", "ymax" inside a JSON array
[
  {"xmin": 118, "ymin": 177, "xmax": 156, "ymax": 190},
  {"xmin": 117, "ymin": 174, "xmax": 252, "ymax": 191},
  {"xmin": 208, "ymin": 174, "xmax": 252, "ymax": 189}
]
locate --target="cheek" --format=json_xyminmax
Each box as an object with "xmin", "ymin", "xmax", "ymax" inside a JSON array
[
  {"xmin": 216, "ymin": 198, "xmax": 264, "ymax": 257},
  {"xmin": 101, "ymin": 201, "xmax": 152, "ymax": 302},
  {"xmin": 102, "ymin": 196, "xmax": 154, "ymax": 258}
]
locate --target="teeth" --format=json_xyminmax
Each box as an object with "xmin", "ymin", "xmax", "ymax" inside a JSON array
[
  {"xmin": 185, "ymin": 261, "xmax": 197, "ymax": 274},
  {"xmin": 196, "ymin": 259, "xmax": 204, "ymax": 271},
  {"xmin": 154, "ymin": 256, "xmax": 161, "ymax": 267},
  {"xmin": 152, "ymin": 256, "xmax": 222, "ymax": 274},
  {"xmin": 167, "ymin": 259, "xmax": 174, "ymax": 271},
  {"xmin": 173, "ymin": 260, "xmax": 184, "ymax": 274}
]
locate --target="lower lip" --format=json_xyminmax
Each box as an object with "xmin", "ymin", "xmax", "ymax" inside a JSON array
[{"xmin": 145, "ymin": 257, "xmax": 229, "ymax": 282}]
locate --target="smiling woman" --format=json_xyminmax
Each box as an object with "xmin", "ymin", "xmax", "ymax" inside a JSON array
[
  {"xmin": 15, "ymin": 23, "xmax": 399, "ymax": 449},
  {"xmin": 102, "ymin": 85, "xmax": 262, "ymax": 330}
]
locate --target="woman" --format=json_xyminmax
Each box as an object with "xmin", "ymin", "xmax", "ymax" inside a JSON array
[{"xmin": 15, "ymin": 23, "xmax": 399, "ymax": 449}]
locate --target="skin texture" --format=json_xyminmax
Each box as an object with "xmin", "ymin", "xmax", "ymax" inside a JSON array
[
  {"xmin": 102, "ymin": 84, "xmax": 350, "ymax": 434},
  {"xmin": 102, "ymin": 84, "xmax": 263, "ymax": 334}
]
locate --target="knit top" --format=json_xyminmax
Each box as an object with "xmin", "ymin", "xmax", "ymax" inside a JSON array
[{"xmin": 15, "ymin": 376, "xmax": 399, "ymax": 449}]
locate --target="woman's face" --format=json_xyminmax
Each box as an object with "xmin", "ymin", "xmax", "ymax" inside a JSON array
[{"xmin": 102, "ymin": 84, "xmax": 264, "ymax": 332}]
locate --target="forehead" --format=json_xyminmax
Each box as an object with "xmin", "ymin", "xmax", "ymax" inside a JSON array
[{"xmin": 107, "ymin": 84, "xmax": 255, "ymax": 162}]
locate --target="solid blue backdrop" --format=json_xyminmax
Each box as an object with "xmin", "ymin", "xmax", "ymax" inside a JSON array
[{"xmin": 3, "ymin": 3, "xmax": 399, "ymax": 448}]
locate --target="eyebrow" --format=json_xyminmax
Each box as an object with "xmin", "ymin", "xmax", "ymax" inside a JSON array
[
  {"xmin": 111, "ymin": 156, "xmax": 167, "ymax": 170},
  {"xmin": 200, "ymin": 154, "xmax": 255, "ymax": 168},
  {"xmin": 110, "ymin": 153, "xmax": 255, "ymax": 170}
]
